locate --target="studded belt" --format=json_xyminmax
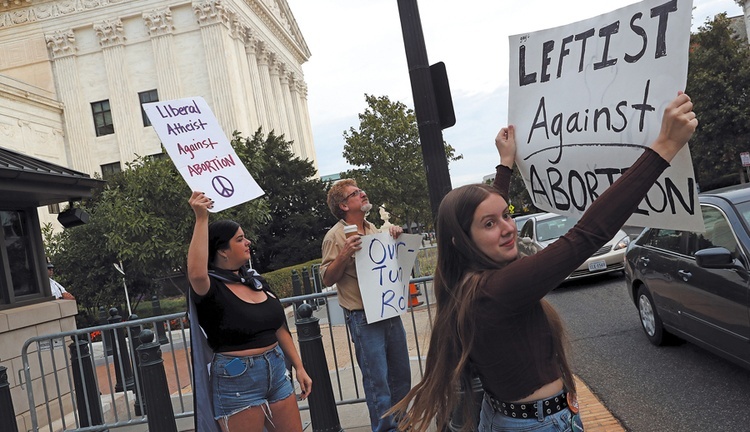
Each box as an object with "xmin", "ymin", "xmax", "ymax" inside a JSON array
[{"xmin": 485, "ymin": 391, "xmax": 569, "ymax": 421}]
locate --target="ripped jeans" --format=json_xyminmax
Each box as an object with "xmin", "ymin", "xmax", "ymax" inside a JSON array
[{"xmin": 211, "ymin": 345, "xmax": 294, "ymax": 424}]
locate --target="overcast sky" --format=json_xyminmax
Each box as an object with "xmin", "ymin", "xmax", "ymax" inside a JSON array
[{"xmin": 286, "ymin": 0, "xmax": 745, "ymax": 186}]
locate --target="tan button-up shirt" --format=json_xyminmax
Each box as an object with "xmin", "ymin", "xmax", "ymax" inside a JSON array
[{"xmin": 320, "ymin": 219, "xmax": 380, "ymax": 311}]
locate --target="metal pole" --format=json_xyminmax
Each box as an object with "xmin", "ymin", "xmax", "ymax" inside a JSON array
[
  {"xmin": 136, "ymin": 329, "xmax": 178, "ymax": 432},
  {"xmin": 397, "ymin": 0, "xmax": 453, "ymax": 219},
  {"xmin": 0, "ymin": 366, "xmax": 19, "ymax": 432},
  {"xmin": 151, "ymin": 295, "xmax": 170, "ymax": 345},
  {"xmin": 99, "ymin": 306, "xmax": 114, "ymax": 356},
  {"xmin": 296, "ymin": 304, "xmax": 343, "ymax": 432},
  {"xmin": 114, "ymin": 261, "xmax": 133, "ymax": 317},
  {"xmin": 108, "ymin": 308, "xmax": 135, "ymax": 393},
  {"xmin": 68, "ymin": 339, "xmax": 108, "ymax": 431},
  {"xmin": 128, "ymin": 314, "xmax": 146, "ymax": 416}
]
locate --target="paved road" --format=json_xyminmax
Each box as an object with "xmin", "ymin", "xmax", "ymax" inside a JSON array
[{"xmin": 546, "ymin": 273, "xmax": 750, "ymax": 432}]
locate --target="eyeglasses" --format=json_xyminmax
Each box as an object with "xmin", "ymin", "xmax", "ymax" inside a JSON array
[{"xmin": 341, "ymin": 189, "xmax": 365, "ymax": 203}]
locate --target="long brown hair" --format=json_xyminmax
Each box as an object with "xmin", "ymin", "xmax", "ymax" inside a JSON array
[{"xmin": 389, "ymin": 183, "xmax": 574, "ymax": 431}]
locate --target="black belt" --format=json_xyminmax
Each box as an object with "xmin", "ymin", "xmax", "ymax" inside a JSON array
[{"xmin": 485, "ymin": 391, "xmax": 568, "ymax": 421}]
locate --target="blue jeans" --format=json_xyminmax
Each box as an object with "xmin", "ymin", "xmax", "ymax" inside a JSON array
[
  {"xmin": 345, "ymin": 310, "xmax": 411, "ymax": 432},
  {"xmin": 210, "ymin": 345, "xmax": 294, "ymax": 420},
  {"xmin": 479, "ymin": 395, "xmax": 584, "ymax": 431}
]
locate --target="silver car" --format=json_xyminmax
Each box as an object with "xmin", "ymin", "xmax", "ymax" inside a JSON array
[{"xmin": 517, "ymin": 213, "xmax": 630, "ymax": 280}]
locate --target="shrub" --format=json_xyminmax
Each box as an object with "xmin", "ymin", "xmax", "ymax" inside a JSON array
[{"xmin": 263, "ymin": 259, "xmax": 322, "ymax": 299}]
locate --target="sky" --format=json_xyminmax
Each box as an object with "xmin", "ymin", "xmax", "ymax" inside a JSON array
[{"xmin": 286, "ymin": 0, "xmax": 746, "ymax": 187}]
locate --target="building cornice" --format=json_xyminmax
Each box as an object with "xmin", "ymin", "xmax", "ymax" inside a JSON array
[{"xmin": 1, "ymin": 0, "xmax": 311, "ymax": 65}]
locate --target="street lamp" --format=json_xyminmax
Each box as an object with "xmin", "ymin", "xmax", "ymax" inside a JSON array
[{"xmin": 113, "ymin": 261, "xmax": 133, "ymax": 317}]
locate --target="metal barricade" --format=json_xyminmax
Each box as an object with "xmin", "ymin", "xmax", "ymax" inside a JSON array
[
  {"xmin": 284, "ymin": 275, "xmax": 435, "ymax": 411},
  {"xmin": 20, "ymin": 312, "xmax": 192, "ymax": 432},
  {"xmin": 18, "ymin": 274, "xmax": 436, "ymax": 430}
]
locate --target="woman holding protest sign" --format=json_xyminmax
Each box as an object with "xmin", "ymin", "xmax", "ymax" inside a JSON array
[
  {"xmin": 390, "ymin": 92, "xmax": 697, "ymax": 431},
  {"xmin": 187, "ymin": 190, "xmax": 312, "ymax": 432}
]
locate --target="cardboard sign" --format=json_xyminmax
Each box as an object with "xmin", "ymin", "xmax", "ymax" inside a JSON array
[
  {"xmin": 508, "ymin": 0, "xmax": 703, "ymax": 231},
  {"xmin": 355, "ymin": 233, "xmax": 422, "ymax": 324},
  {"xmin": 143, "ymin": 97, "xmax": 264, "ymax": 212}
]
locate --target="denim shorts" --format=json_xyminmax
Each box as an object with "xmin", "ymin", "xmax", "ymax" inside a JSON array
[
  {"xmin": 211, "ymin": 344, "xmax": 294, "ymax": 419},
  {"xmin": 479, "ymin": 395, "xmax": 584, "ymax": 431}
]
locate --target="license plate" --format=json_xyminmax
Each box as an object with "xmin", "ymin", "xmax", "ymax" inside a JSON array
[{"xmin": 588, "ymin": 260, "xmax": 607, "ymax": 272}]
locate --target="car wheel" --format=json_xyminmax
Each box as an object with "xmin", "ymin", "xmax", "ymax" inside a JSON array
[{"xmin": 637, "ymin": 287, "xmax": 668, "ymax": 346}]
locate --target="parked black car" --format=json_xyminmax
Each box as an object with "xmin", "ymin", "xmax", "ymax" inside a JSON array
[{"xmin": 624, "ymin": 184, "xmax": 750, "ymax": 370}]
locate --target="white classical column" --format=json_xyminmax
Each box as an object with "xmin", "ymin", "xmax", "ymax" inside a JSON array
[
  {"xmin": 45, "ymin": 29, "xmax": 94, "ymax": 174},
  {"xmin": 296, "ymin": 80, "xmax": 318, "ymax": 171},
  {"xmin": 744, "ymin": 1, "xmax": 750, "ymax": 46},
  {"xmin": 256, "ymin": 42, "xmax": 281, "ymax": 134},
  {"xmin": 143, "ymin": 7, "xmax": 182, "ymax": 100},
  {"xmin": 245, "ymin": 32, "xmax": 268, "ymax": 131},
  {"xmin": 224, "ymin": 14, "xmax": 252, "ymax": 135},
  {"xmin": 279, "ymin": 65, "xmax": 301, "ymax": 156},
  {"xmin": 194, "ymin": 0, "xmax": 239, "ymax": 133},
  {"xmin": 269, "ymin": 54, "xmax": 291, "ymax": 140},
  {"xmin": 287, "ymin": 72, "xmax": 306, "ymax": 159},
  {"xmin": 94, "ymin": 18, "xmax": 142, "ymax": 162},
  {"xmin": 231, "ymin": 21, "xmax": 258, "ymax": 133}
]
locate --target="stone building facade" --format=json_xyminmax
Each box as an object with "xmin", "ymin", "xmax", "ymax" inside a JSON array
[
  {"xmin": 0, "ymin": 1, "xmax": 315, "ymax": 430},
  {"xmin": 0, "ymin": 0, "xmax": 317, "ymax": 198}
]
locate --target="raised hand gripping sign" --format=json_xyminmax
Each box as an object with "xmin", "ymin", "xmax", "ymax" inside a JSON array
[
  {"xmin": 143, "ymin": 97, "xmax": 264, "ymax": 212},
  {"xmin": 508, "ymin": 0, "xmax": 703, "ymax": 231},
  {"xmin": 355, "ymin": 233, "xmax": 422, "ymax": 324}
]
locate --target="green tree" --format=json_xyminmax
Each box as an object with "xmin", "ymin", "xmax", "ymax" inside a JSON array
[
  {"xmin": 342, "ymin": 94, "xmax": 461, "ymax": 232},
  {"xmin": 686, "ymin": 13, "xmax": 750, "ymax": 190},
  {"xmin": 232, "ymin": 130, "xmax": 332, "ymax": 272}
]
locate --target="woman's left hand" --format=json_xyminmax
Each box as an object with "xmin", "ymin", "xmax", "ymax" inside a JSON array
[{"xmin": 296, "ymin": 367, "xmax": 312, "ymax": 399}]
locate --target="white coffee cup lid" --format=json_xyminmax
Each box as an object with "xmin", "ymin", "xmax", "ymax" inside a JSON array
[{"xmin": 343, "ymin": 225, "xmax": 357, "ymax": 233}]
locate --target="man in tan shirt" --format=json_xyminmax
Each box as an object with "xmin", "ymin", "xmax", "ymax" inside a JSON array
[{"xmin": 320, "ymin": 179, "xmax": 410, "ymax": 432}]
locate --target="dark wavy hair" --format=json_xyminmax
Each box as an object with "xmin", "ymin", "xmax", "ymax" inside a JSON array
[
  {"xmin": 207, "ymin": 220, "xmax": 241, "ymax": 266},
  {"xmin": 390, "ymin": 183, "xmax": 574, "ymax": 431}
]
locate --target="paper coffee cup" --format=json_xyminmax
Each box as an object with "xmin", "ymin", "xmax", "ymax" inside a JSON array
[{"xmin": 344, "ymin": 225, "xmax": 358, "ymax": 238}]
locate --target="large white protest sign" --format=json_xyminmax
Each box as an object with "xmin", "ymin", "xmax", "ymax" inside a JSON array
[
  {"xmin": 143, "ymin": 97, "xmax": 264, "ymax": 212},
  {"xmin": 508, "ymin": 0, "xmax": 703, "ymax": 231},
  {"xmin": 355, "ymin": 233, "xmax": 422, "ymax": 324}
]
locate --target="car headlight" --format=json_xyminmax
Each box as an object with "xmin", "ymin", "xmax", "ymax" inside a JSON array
[{"xmin": 613, "ymin": 235, "xmax": 630, "ymax": 250}]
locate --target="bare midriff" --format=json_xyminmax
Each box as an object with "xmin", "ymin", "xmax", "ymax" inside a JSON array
[
  {"xmin": 513, "ymin": 378, "xmax": 564, "ymax": 403},
  {"xmin": 220, "ymin": 342, "xmax": 278, "ymax": 357}
]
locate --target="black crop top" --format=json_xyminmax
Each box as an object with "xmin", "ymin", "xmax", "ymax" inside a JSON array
[{"xmin": 193, "ymin": 275, "xmax": 285, "ymax": 353}]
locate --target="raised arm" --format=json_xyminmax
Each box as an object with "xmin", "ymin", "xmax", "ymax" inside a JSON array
[
  {"xmin": 492, "ymin": 125, "xmax": 516, "ymax": 199},
  {"xmin": 496, "ymin": 125, "xmax": 516, "ymax": 170},
  {"xmin": 482, "ymin": 93, "xmax": 697, "ymax": 311},
  {"xmin": 186, "ymin": 191, "xmax": 213, "ymax": 296}
]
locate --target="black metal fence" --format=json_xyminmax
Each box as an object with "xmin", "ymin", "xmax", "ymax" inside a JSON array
[{"xmin": 7, "ymin": 272, "xmax": 435, "ymax": 431}]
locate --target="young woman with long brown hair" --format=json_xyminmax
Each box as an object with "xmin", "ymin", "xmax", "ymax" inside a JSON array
[{"xmin": 390, "ymin": 93, "xmax": 697, "ymax": 432}]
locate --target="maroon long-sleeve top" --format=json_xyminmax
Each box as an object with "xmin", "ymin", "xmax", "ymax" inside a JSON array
[{"xmin": 472, "ymin": 148, "xmax": 669, "ymax": 401}]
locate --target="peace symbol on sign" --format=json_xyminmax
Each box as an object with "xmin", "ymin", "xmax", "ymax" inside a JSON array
[{"xmin": 212, "ymin": 176, "xmax": 235, "ymax": 198}]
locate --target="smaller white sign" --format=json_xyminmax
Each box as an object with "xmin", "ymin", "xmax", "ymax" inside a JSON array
[
  {"xmin": 741, "ymin": 152, "xmax": 750, "ymax": 167},
  {"xmin": 143, "ymin": 97, "xmax": 264, "ymax": 212},
  {"xmin": 355, "ymin": 233, "xmax": 422, "ymax": 324}
]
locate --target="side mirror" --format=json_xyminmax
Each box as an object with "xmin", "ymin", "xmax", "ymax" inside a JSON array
[{"xmin": 695, "ymin": 247, "xmax": 737, "ymax": 269}]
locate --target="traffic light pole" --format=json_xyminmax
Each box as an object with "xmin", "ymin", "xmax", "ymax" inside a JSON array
[{"xmin": 396, "ymin": 0, "xmax": 453, "ymax": 219}]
